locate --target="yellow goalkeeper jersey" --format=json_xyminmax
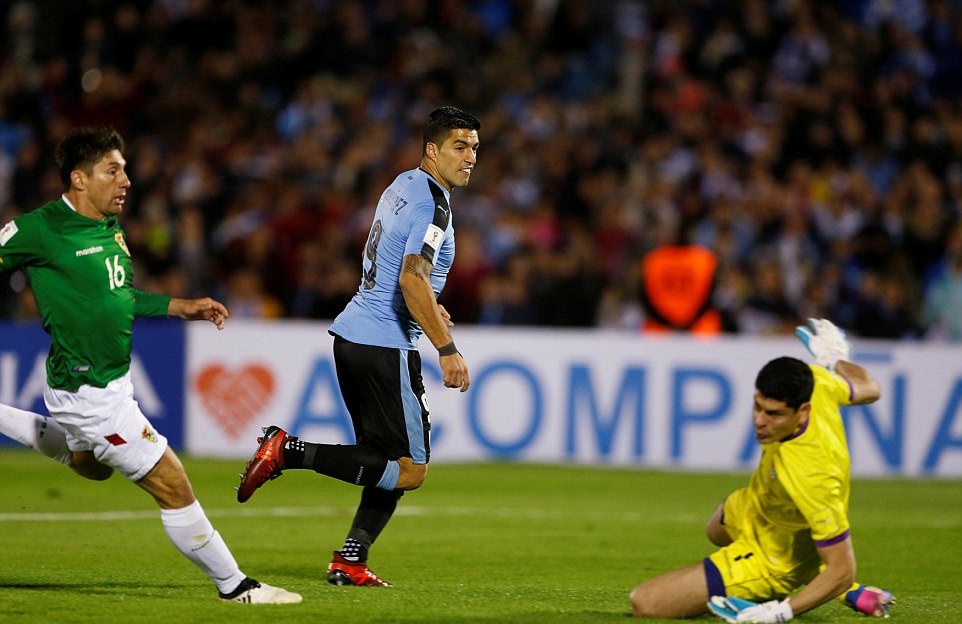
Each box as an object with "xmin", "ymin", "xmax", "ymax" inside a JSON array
[{"xmin": 738, "ymin": 364, "xmax": 855, "ymax": 567}]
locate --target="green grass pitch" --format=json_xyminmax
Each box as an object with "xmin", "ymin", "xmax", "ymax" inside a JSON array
[{"xmin": 0, "ymin": 449, "xmax": 959, "ymax": 623}]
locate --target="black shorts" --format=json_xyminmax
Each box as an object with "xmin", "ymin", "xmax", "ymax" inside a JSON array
[{"xmin": 331, "ymin": 334, "xmax": 431, "ymax": 463}]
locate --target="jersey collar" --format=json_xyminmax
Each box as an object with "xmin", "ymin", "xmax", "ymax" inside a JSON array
[{"xmin": 60, "ymin": 195, "xmax": 118, "ymax": 228}]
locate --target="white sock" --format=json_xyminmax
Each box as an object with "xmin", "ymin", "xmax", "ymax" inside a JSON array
[
  {"xmin": 160, "ymin": 500, "xmax": 246, "ymax": 594},
  {"xmin": 0, "ymin": 403, "xmax": 71, "ymax": 465}
]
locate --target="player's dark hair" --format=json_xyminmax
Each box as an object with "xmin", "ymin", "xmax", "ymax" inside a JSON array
[
  {"xmin": 755, "ymin": 356, "xmax": 814, "ymax": 409},
  {"xmin": 422, "ymin": 106, "xmax": 481, "ymax": 150},
  {"xmin": 55, "ymin": 126, "xmax": 125, "ymax": 188}
]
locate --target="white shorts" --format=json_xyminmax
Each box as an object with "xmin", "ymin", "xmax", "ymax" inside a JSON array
[{"xmin": 44, "ymin": 372, "xmax": 167, "ymax": 481}]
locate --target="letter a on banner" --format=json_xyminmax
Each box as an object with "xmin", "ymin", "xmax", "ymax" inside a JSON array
[{"xmin": 290, "ymin": 359, "xmax": 355, "ymax": 442}]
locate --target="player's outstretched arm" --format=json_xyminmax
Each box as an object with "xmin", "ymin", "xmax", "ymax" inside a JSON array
[
  {"xmin": 789, "ymin": 536, "xmax": 857, "ymax": 618},
  {"xmin": 795, "ymin": 318, "xmax": 881, "ymax": 404},
  {"xmin": 833, "ymin": 360, "xmax": 881, "ymax": 404},
  {"xmin": 168, "ymin": 297, "xmax": 229, "ymax": 329}
]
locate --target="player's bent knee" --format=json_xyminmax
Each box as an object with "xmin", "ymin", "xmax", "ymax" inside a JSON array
[
  {"xmin": 706, "ymin": 502, "xmax": 731, "ymax": 546},
  {"xmin": 706, "ymin": 523, "xmax": 731, "ymax": 547},
  {"xmin": 629, "ymin": 586, "xmax": 693, "ymax": 619},
  {"xmin": 630, "ymin": 586, "xmax": 656, "ymax": 617},
  {"xmin": 395, "ymin": 461, "xmax": 428, "ymax": 490},
  {"xmin": 70, "ymin": 452, "xmax": 113, "ymax": 481},
  {"xmin": 136, "ymin": 448, "xmax": 197, "ymax": 508},
  {"xmin": 74, "ymin": 464, "xmax": 114, "ymax": 481}
]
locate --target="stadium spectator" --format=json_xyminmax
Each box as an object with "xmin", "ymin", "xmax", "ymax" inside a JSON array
[
  {"xmin": 0, "ymin": 125, "xmax": 300, "ymax": 604},
  {"xmin": 922, "ymin": 222, "xmax": 962, "ymax": 340},
  {"xmin": 851, "ymin": 269, "xmax": 921, "ymax": 339},
  {"xmin": 1, "ymin": 1, "xmax": 961, "ymax": 340},
  {"xmin": 222, "ymin": 266, "xmax": 284, "ymax": 319},
  {"xmin": 629, "ymin": 320, "xmax": 894, "ymax": 621}
]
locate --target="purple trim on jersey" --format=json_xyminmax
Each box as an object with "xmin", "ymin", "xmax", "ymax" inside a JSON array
[
  {"xmin": 703, "ymin": 558, "xmax": 726, "ymax": 597},
  {"xmin": 815, "ymin": 529, "xmax": 850, "ymax": 548},
  {"xmin": 844, "ymin": 376, "xmax": 855, "ymax": 402},
  {"xmin": 781, "ymin": 418, "xmax": 810, "ymax": 442}
]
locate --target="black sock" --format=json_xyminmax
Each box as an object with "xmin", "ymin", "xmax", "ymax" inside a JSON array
[
  {"xmin": 282, "ymin": 438, "xmax": 308, "ymax": 468},
  {"xmin": 339, "ymin": 538, "xmax": 366, "ymax": 562},
  {"xmin": 344, "ymin": 487, "xmax": 404, "ymax": 557},
  {"xmin": 283, "ymin": 441, "xmax": 389, "ymax": 487}
]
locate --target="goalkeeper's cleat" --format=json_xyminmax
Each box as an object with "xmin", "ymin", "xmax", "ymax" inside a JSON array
[
  {"xmin": 237, "ymin": 426, "xmax": 293, "ymax": 503},
  {"xmin": 218, "ymin": 577, "xmax": 302, "ymax": 604},
  {"xmin": 841, "ymin": 584, "xmax": 895, "ymax": 618},
  {"xmin": 327, "ymin": 551, "xmax": 393, "ymax": 587}
]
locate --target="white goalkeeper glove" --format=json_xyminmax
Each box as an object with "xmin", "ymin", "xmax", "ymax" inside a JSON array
[
  {"xmin": 708, "ymin": 596, "xmax": 793, "ymax": 623},
  {"xmin": 794, "ymin": 318, "xmax": 851, "ymax": 370},
  {"xmin": 840, "ymin": 583, "xmax": 895, "ymax": 617}
]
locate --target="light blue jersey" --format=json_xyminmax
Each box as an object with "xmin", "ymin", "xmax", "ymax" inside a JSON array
[{"xmin": 330, "ymin": 168, "xmax": 455, "ymax": 349}]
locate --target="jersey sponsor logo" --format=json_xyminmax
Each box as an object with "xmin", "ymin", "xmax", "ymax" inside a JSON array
[
  {"xmin": 810, "ymin": 508, "xmax": 839, "ymax": 534},
  {"xmin": 114, "ymin": 232, "xmax": 130, "ymax": 256},
  {"xmin": 421, "ymin": 391, "xmax": 431, "ymax": 425},
  {"xmin": 422, "ymin": 224, "xmax": 443, "ymax": 251},
  {"xmin": 76, "ymin": 245, "xmax": 104, "ymax": 257},
  {"xmin": 436, "ymin": 203, "xmax": 450, "ymax": 217},
  {"xmin": 0, "ymin": 221, "xmax": 18, "ymax": 246},
  {"xmin": 141, "ymin": 425, "xmax": 159, "ymax": 444}
]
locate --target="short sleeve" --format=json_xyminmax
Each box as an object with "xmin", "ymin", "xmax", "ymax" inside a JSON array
[
  {"xmin": 133, "ymin": 289, "xmax": 171, "ymax": 317},
  {"xmin": 0, "ymin": 215, "xmax": 45, "ymax": 271}
]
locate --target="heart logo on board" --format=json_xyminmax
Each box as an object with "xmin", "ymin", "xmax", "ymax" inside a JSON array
[{"xmin": 195, "ymin": 363, "xmax": 275, "ymax": 439}]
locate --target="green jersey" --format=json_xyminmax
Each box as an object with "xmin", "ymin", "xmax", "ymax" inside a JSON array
[{"xmin": 0, "ymin": 198, "xmax": 170, "ymax": 391}]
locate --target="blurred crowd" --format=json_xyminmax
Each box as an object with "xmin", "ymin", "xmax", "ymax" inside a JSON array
[{"xmin": 1, "ymin": 0, "xmax": 961, "ymax": 340}]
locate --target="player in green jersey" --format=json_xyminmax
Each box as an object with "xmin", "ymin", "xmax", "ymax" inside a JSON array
[
  {"xmin": 628, "ymin": 319, "xmax": 894, "ymax": 623},
  {"xmin": 0, "ymin": 126, "xmax": 301, "ymax": 604}
]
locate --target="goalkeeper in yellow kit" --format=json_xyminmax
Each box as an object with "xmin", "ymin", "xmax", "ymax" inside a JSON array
[{"xmin": 630, "ymin": 319, "xmax": 894, "ymax": 622}]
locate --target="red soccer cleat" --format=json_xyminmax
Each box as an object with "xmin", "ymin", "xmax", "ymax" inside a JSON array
[
  {"xmin": 236, "ymin": 426, "xmax": 292, "ymax": 503},
  {"xmin": 326, "ymin": 551, "xmax": 393, "ymax": 587}
]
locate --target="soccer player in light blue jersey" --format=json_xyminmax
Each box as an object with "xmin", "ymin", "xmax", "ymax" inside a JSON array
[{"xmin": 238, "ymin": 107, "xmax": 480, "ymax": 587}]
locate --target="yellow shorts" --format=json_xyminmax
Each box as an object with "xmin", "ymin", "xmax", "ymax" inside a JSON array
[{"xmin": 706, "ymin": 489, "xmax": 819, "ymax": 600}]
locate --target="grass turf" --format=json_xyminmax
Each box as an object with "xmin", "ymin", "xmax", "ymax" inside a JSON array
[{"xmin": 0, "ymin": 449, "xmax": 958, "ymax": 623}]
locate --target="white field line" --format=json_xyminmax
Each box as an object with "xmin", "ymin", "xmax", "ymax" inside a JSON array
[
  {"xmin": 0, "ymin": 505, "xmax": 696, "ymax": 524},
  {"xmin": 0, "ymin": 505, "xmax": 958, "ymax": 529}
]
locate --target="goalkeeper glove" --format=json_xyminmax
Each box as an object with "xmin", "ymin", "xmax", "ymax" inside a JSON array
[
  {"xmin": 794, "ymin": 318, "xmax": 851, "ymax": 370},
  {"xmin": 708, "ymin": 596, "xmax": 793, "ymax": 623},
  {"xmin": 840, "ymin": 584, "xmax": 895, "ymax": 617}
]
